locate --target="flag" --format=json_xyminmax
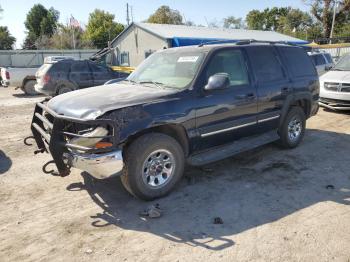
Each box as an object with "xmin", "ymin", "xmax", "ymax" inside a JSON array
[{"xmin": 70, "ymin": 15, "xmax": 80, "ymax": 28}]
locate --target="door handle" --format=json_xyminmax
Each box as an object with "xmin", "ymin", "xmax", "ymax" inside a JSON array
[
  {"xmin": 282, "ymin": 87, "xmax": 292, "ymax": 93},
  {"xmin": 235, "ymin": 93, "xmax": 255, "ymax": 100}
]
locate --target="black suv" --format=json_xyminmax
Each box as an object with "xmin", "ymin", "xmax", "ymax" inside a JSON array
[
  {"xmin": 28, "ymin": 41, "xmax": 319, "ymax": 200},
  {"xmin": 34, "ymin": 59, "xmax": 129, "ymax": 96}
]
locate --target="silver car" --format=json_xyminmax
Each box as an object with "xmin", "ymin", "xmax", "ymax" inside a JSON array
[{"xmin": 319, "ymin": 53, "xmax": 350, "ymax": 110}]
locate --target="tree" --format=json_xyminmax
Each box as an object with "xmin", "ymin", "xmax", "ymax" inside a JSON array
[
  {"xmin": 304, "ymin": 0, "xmax": 350, "ymax": 37},
  {"xmin": 0, "ymin": 26, "xmax": 16, "ymax": 49},
  {"xmin": 147, "ymin": 6, "xmax": 183, "ymax": 24},
  {"xmin": 50, "ymin": 24, "xmax": 94, "ymax": 49},
  {"xmin": 84, "ymin": 9, "xmax": 124, "ymax": 49},
  {"xmin": 23, "ymin": 4, "xmax": 59, "ymax": 49},
  {"xmin": 246, "ymin": 7, "xmax": 289, "ymax": 31},
  {"xmin": 223, "ymin": 16, "xmax": 244, "ymax": 29}
]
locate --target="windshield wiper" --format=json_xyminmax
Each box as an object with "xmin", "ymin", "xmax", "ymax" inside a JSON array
[
  {"xmin": 138, "ymin": 81, "xmax": 166, "ymax": 89},
  {"xmin": 331, "ymin": 68, "xmax": 345, "ymax": 71}
]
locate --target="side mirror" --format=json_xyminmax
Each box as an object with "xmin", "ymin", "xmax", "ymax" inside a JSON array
[
  {"xmin": 325, "ymin": 65, "xmax": 332, "ymax": 71},
  {"xmin": 204, "ymin": 73, "xmax": 230, "ymax": 91}
]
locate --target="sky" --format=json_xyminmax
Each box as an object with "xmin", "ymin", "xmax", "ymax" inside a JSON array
[{"xmin": 0, "ymin": 0, "xmax": 308, "ymax": 49}]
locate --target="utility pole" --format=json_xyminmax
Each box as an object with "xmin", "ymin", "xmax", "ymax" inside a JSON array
[
  {"xmin": 330, "ymin": 0, "xmax": 338, "ymax": 44},
  {"xmin": 126, "ymin": 3, "xmax": 130, "ymax": 26}
]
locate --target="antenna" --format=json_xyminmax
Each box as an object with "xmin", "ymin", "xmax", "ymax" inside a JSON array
[
  {"xmin": 204, "ymin": 16, "xmax": 209, "ymax": 27},
  {"xmin": 130, "ymin": 5, "xmax": 134, "ymax": 23},
  {"xmin": 126, "ymin": 3, "xmax": 130, "ymax": 25}
]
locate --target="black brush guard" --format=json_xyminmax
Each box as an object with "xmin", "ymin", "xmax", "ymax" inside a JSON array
[{"xmin": 30, "ymin": 101, "xmax": 119, "ymax": 176}]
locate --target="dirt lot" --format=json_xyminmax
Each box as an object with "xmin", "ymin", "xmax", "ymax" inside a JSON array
[{"xmin": 0, "ymin": 87, "xmax": 350, "ymax": 262}]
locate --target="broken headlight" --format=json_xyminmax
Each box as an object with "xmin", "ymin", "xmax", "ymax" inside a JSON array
[{"xmin": 70, "ymin": 127, "xmax": 109, "ymax": 148}]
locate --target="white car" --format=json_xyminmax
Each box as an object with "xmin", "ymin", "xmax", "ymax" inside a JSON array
[{"xmin": 319, "ymin": 53, "xmax": 350, "ymax": 110}]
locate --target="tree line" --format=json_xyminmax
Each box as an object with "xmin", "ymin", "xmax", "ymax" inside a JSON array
[{"xmin": 1, "ymin": 1, "xmax": 350, "ymax": 50}]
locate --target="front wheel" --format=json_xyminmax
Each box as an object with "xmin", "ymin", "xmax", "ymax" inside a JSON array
[
  {"xmin": 278, "ymin": 107, "xmax": 306, "ymax": 148},
  {"xmin": 121, "ymin": 133, "xmax": 185, "ymax": 200}
]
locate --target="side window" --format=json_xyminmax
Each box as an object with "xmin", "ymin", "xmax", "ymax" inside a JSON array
[
  {"xmin": 247, "ymin": 46, "xmax": 285, "ymax": 83},
  {"xmin": 280, "ymin": 47, "xmax": 316, "ymax": 77},
  {"xmin": 70, "ymin": 61, "xmax": 89, "ymax": 73},
  {"xmin": 89, "ymin": 62, "xmax": 109, "ymax": 73},
  {"xmin": 315, "ymin": 54, "xmax": 326, "ymax": 65},
  {"xmin": 120, "ymin": 52, "xmax": 130, "ymax": 66},
  {"xmin": 324, "ymin": 53, "xmax": 333, "ymax": 63},
  {"xmin": 205, "ymin": 49, "xmax": 249, "ymax": 87}
]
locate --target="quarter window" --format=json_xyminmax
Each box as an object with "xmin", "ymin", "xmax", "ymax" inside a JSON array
[
  {"xmin": 205, "ymin": 49, "xmax": 249, "ymax": 87},
  {"xmin": 280, "ymin": 47, "xmax": 316, "ymax": 77}
]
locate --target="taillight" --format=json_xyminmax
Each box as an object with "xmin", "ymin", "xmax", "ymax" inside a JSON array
[
  {"xmin": 43, "ymin": 74, "xmax": 51, "ymax": 84},
  {"xmin": 5, "ymin": 71, "xmax": 10, "ymax": 80}
]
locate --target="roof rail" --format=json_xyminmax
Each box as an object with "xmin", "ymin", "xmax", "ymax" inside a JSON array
[{"xmin": 198, "ymin": 39, "xmax": 297, "ymax": 47}]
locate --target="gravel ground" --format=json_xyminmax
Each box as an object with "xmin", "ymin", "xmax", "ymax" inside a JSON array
[{"xmin": 0, "ymin": 87, "xmax": 350, "ymax": 262}]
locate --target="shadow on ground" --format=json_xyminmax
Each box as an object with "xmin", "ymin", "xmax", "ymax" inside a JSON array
[
  {"xmin": 66, "ymin": 129, "xmax": 350, "ymax": 251},
  {"xmin": 0, "ymin": 150, "xmax": 12, "ymax": 174},
  {"xmin": 12, "ymin": 93, "xmax": 44, "ymax": 98}
]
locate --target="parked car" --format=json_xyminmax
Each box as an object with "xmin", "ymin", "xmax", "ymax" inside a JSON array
[
  {"xmin": 35, "ymin": 59, "xmax": 129, "ymax": 96},
  {"xmin": 29, "ymin": 41, "xmax": 319, "ymax": 200},
  {"xmin": 308, "ymin": 51, "xmax": 334, "ymax": 75},
  {"xmin": 1, "ymin": 67, "xmax": 39, "ymax": 95},
  {"xmin": 319, "ymin": 53, "xmax": 350, "ymax": 110}
]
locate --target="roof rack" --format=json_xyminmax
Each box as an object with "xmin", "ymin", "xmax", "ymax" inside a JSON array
[{"xmin": 198, "ymin": 39, "xmax": 297, "ymax": 47}]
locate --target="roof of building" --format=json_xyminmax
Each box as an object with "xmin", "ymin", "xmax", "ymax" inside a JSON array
[{"xmin": 112, "ymin": 22, "xmax": 308, "ymax": 47}]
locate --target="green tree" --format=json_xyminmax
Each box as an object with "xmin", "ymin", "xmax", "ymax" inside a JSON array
[
  {"xmin": 0, "ymin": 26, "xmax": 16, "ymax": 49},
  {"xmin": 50, "ymin": 24, "xmax": 94, "ymax": 49},
  {"xmin": 223, "ymin": 16, "xmax": 244, "ymax": 29},
  {"xmin": 147, "ymin": 6, "xmax": 183, "ymax": 24},
  {"xmin": 246, "ymin": 10, "xmax": 266, "ymax": 30},
  {"xmin": 246, "ymin": 7, "xmax": 289, "ymax": 31},
  {"xmin": 23, "ymin": 4, "xmax": 59, "ymax": 49},
  {"xmin": 84, "ymin": 9, "xmax": 124, "ymax": 49},
  {"xmin": 305, "ymin": 0, "xmax": 350, "ymax": 37}
]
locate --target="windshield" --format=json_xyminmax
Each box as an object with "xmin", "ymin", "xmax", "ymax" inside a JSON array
[
  {"xmin": 127, "ymin": 50, "xmax": 205, "ymax": 89},
  {"xmin": 333, "ymin": 54, "xmax": 350, "ymax": 71}
]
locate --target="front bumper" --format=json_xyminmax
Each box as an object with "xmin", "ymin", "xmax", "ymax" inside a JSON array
[
  {"xmin": 319, "ymin": 98, "xmax": 350, "ymax": 110},
  {"xmin": 65, "ymin": 150, "xmax": 124, "ymax": 179}
]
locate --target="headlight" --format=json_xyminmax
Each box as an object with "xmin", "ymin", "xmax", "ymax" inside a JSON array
[{"xmin": 70, "ymin": 127, "xmax": 109, "ymax": 148}]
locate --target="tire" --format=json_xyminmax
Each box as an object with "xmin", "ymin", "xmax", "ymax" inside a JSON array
[
  {"xmin": 56, "ymin": 83, "xmax": 75, "ymax": 95},
  {"xmin": 23, "ymin": 80, "xmax": 38, "ymax": 96},
  {"xmin": 278, "ymin": 106, "xmax": 306, "ymax": 148},
  {"xmin": 121, "ymin": 133, "xmax": 185, "ymax": 200}
]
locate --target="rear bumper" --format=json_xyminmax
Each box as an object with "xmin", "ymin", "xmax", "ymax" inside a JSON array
[
  {"xmin": 65, "ymin": 150, "xmax": 124, "ymax": 179},
  {"xmin": 34, "ymin": 83, "xmax": 54, "ymax": 96},
  {"xmin": 319, "ymin": 97, "xmax": 350, "ymax": 110},
  {"xmin": 1, "ymin": 80, "xmax": 9, "ymax": 87}
]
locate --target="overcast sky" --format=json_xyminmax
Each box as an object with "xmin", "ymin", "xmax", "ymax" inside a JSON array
[{"xmin": 0, "ymin": 0, "xmax": 308, "ymax": 48}]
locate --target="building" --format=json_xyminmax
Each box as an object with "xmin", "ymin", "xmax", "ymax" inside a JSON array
[{"xmin": 99, "ymin": 22, "xmax": 308, "ymax": 68}]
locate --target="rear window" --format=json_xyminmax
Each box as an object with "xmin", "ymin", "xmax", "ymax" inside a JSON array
[
  {"xmin": 324, "ymin": 53, "xmax": 333, "ymax": 63},
  {"xmin": 313, "ymin": 54, "xmax": 326, "ymax": 66},
  {"xmin": 247, "ymin": 46, "xmax": 285, "ymax": 83},
  {"xmin": 280, "ymin": 47, "xmax": 316, "ymax": 77}
]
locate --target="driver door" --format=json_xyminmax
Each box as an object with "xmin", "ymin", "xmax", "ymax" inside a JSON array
[{"xmin": 195, "ymin": 48, "xmax": 258, "ymax": 150}]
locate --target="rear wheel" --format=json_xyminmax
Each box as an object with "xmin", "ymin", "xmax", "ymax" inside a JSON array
[
  {"xmin": 56, "ymin": 83, "xmax": 75, "ymax": 95},
  {"xmin": 23, "ymin": 80, "xmax": 38, "ymax": 96},
  {"xmin": 278, "ymin": 107, "xmax": 306, "ymax": 148},
  {"xmin": 121, "ymin": 133, "xmax": 185, "ymax": 200}
]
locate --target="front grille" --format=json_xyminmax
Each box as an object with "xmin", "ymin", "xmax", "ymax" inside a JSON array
[
  {"xmin": 324, "ymin": 82, "xmax": 350, "ymax": 93},
  {"xmin": 31, "ymin": 101, "xmax": 118, "ymax": 175}
]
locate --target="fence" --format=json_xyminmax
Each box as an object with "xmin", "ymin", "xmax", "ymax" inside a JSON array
[{"xmin": 0, "ymin": 49, "xmax": 98, "ymax": 68}]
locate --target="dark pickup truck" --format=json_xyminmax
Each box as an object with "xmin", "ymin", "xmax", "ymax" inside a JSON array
[{"xmin": 28, "ymin": 41, "xmax": 319, "ymax": 200}]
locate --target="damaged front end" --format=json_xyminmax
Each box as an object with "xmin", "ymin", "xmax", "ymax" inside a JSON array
[{"xmin": 26, "ymin": 100, "xmax": 124, "ymax": 179}]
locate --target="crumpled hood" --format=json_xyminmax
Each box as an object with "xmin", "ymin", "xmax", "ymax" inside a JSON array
[
  {"xmin": 320, "ymin": 70, "xmax": 350, "ymax": 83},
  {"xmin": 47, "ymin": 83, "xmax": 178, "ymax": 120}
]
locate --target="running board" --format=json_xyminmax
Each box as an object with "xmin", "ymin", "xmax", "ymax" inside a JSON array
[{"xmin": 188, "ymin": 130, "xmax": 280, "ymax": 166}]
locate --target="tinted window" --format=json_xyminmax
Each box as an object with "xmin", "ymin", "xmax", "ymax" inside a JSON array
[
  {"xmin": 206, "ymin": 49, "xmax": 249, "ymax": 87},
  {"xmin": 324, "ymin": 53, "xmax": 333, "ymax": 63},
  {"xmin": 247, "ymin": 46, "xmax": 285, "ymax": 82},
  {"xmin": 51, "ymin": 61, "xmax": 71, "ymax": 73},
  {"xmin": 71, "ymin": 61, "xmax": 89, "ymax": 72},
  {"xmin": 315, "ymin": 54, "xmax": 326, "ymax": 65},
  {"xmin": 280, "ymin": 47, "xmax": 316, "ymax": 77},
  {"xmin": 89, "ymin": 62, "xmax": 109, "ymax": 73}
]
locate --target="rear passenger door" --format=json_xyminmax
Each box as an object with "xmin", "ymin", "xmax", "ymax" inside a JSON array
[
  {"xmin": 89, "ymin": 62, "xmax": 115, "ymax": 86},
  {"xmin": 246, "ymin": 46, "xmax": 290, "ymax": 133},
  {"xmin": 69, "ymin": 61, "xmax": 93, "ymax": 88},
  {"xmin": 195, "ymin": 48, "xmax": 258, "ymax": 150}
]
